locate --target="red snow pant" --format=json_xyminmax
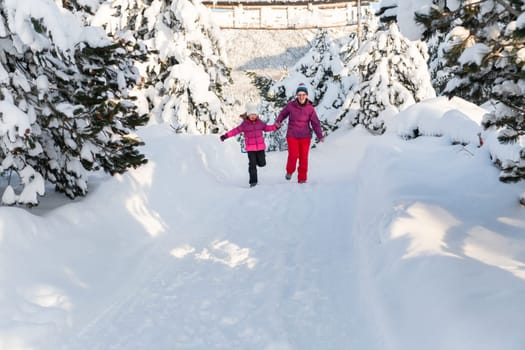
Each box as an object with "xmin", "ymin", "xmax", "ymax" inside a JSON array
[{"xmin": 286, "ymin": 137, "xmax": 311, "ymax": 182}]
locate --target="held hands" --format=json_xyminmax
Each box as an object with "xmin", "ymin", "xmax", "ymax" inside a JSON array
[{"xmin": 220, "ymin": 134, "xmax": 227, "ymax": 142}]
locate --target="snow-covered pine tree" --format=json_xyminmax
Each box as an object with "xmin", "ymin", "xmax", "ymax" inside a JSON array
[
  {"xmin": 259, "ymin": 29, "xmax": 346, "ymax": 150},
  {"xmin": 0, "ymin": 0, "xmax": 147, "ymax": 206},
  {"xmin": 416, "ymin": 0, "xmax": 525, "ymax": 182},
  {"xmin": 60, "ymin": 0, "xmax": 98, "ymax": 14},
  {"xmin": 375, "ymin": 0, "xmax": 398, "ymax": 23},
  {"xmin": 415, "ymin": 5, "xmax": 457, "ymax": 95},
  {"xmin": 340, "ymin": 22, "xmax": 436, "ymax": 134},
  {"xmin": 340, "ymin": 10, "xmax": 378, "ymax": 64},
  {"xmin": 272, "ymin": 29, "xmax": 345, "ymax": 132},
  {"xmin": 89, "ymin": 0, "xmax": 233, "ymax": 134},
  {"xmin": 39, "ymin": 41, "xmax": 148, "ymax": 195}
]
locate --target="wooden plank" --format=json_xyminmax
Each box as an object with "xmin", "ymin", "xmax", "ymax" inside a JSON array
[
  {"xmin": 207, "ymin": 3, "xmax": 352, "ymax": 9},
  {"xmin": 217, "ymin": 23, "xmax": 354, "ymax": 29},
  {"xmin": 209, "ymin": 2, "xmax": 357, "ymax": 10},
  {"xmin": 203, "ymin": 0, "xmax": 370, "ymax": 7}
]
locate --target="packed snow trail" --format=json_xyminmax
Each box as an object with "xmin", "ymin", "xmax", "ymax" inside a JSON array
[
  {"xmin": 59, "ymin": 127, "xmax": 368, "ymax": 350},
  {"xmin": 2, "ymin": 125, "xmax": 525, "ymax": 350}
]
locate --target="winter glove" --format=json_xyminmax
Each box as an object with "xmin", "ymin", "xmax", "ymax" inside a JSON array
[
  {"xmin": 275, "ymin": 121, "xmax": 281, "ymax": 129},
  {"xmin": 220, "ymin": 134, "xmax": 227, "ymax": 142}
]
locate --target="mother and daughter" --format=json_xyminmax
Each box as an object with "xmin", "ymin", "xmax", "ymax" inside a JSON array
[{"xmin": 220, "ymin": 83, "xmax": 324, "ymax": 187}]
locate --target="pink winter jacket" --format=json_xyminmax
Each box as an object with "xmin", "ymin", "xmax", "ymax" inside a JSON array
[
  {"xmin": 224, "ymin": 118, "xmax": 277, "ymax": 151},
  {"xmin": 276, "ymin": 99, "xmax": 323, "ymax": 140}
]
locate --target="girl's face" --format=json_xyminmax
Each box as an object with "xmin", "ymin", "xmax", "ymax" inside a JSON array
[
  {"xmin": 248, "ymin": 114, "xmax": 257, "ymax": 121},
  {"xmin": 296, "ymin": 92, "xmax": 308, "ymax": 104}
]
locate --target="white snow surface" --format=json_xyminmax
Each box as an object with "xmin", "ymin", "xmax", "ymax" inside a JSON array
[
  {"xmin": 1, "ymin": 103, "xmax": 525, "ymax": 349},
  {"xmin": 1, "ymin": 11, "xmax": 525, "ymax": 350},
  {"xmin": 3, "ymin": 0, "xmax": 108, "ymax": 52}
]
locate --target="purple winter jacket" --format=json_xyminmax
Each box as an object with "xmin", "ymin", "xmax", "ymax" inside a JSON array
[
  {"xmin": 224, "ymin": 118, "xmax": 277, "ymax": 152},
  {"xmin": 276, "ymin": 99, "xmax": 323, "ymax": 140}
]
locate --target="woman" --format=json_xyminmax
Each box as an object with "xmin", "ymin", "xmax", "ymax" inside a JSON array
[{"xmin": 275, "ymin": 83, "xmax": 324, "ymax": 184}]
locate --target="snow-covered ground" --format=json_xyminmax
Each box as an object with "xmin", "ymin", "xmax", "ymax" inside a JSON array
[
  {"xmin": 1, "ymin": 19, "xmax": 525, "ymax": 350},
  {"xmin": 1, "ymin": 96, "xmax": 525, "ymax": 349}
]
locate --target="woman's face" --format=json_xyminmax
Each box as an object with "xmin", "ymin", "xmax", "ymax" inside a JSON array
[
  {"xmin": 248, "ymin": 114, "xmax": 258, "ymax": 121},
  {"xmin": 296, "ymin": 92, "xmax": 307, "ymax": 104}
]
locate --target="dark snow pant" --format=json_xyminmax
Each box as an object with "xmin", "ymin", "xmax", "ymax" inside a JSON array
[{"xmin": 247, "ymin": 150, "xmax": 266, "ymax": 185}]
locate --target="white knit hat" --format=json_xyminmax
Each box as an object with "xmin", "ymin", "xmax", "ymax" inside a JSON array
[{"xmin": 245, "ymin": 102, "xmax": 258, "ymax": 116}]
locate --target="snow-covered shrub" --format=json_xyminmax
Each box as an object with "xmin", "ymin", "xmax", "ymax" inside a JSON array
[{"xmin": 0, "ymin": 0, "xmax": 147, "ymax": 206}]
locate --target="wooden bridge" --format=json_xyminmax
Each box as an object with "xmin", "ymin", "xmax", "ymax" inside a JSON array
[{"xmin": 203, "ymin": 0, "xmax": 373, "ymax": 29}]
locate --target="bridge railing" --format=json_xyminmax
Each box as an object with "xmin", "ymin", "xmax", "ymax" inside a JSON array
[{"xmin": 205, "ymin": 3, "xmax": 371, "ymax": 29}]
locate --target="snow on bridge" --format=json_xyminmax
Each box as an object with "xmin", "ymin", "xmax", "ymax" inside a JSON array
[{"xmin": 203, "ymin": 0, "xmax": 374, "ymax": 29}]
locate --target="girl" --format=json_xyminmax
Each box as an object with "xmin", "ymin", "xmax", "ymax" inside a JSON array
[{"xmin": 220, "ymin": 103, "xmax": 278, "ymax": 187}]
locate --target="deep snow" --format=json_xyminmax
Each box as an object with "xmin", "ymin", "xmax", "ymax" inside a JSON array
[
  {"xmin": 1, "ymin": 19, "xmax": 525, "ymax": 350},
  {"xmin": 1, "ymin": 114, "xmax": 525, "ymax": 349}
]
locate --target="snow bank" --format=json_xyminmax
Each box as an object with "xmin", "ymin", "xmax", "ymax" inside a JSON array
[{"xmin": 386, "ymin": 96, "xmax": 487, "ymax": 146}]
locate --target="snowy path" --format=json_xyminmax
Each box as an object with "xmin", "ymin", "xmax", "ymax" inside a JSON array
[
  {"xmin": 2, "ymin": 125, "xmax": 525, "ymax": 350},
  {"xmin": 63, "ymin": 191, "xmax": 361, "ymax": 349},
  {"xmin": 60, "ymin": 134, "xmax": 365, "ymax": 349}
]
